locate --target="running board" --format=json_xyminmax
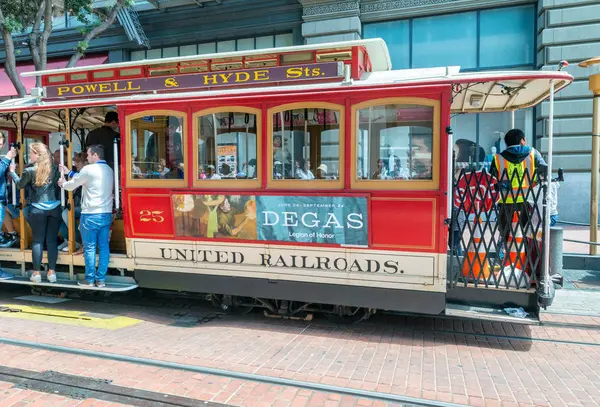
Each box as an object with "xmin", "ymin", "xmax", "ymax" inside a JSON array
[
  {"xmin": 445, "ymin": 303, "xmax": 539, "ymax": 325},
  {"xmin": 0, "ymin": 271, "xmax": 137, "ymax": 292}
]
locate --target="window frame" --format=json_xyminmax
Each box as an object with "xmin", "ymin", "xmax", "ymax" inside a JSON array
[
  {"xmin": 266, "ymin": 101, "xmax": 345, "ymax": 190},
  {"xmin": 125, "ymin": 109, "xmax": 188, "ymax": 189},
  {"xmin": 192, "ymin": 106, "xmax": 262, "ymax": 189},
  {"xmin": 351, "ymin": 97, "xmax": 440, "ymax": 191}
]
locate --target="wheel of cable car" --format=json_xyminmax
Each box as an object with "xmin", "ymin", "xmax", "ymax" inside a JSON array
[
  {"xmin": 210, "ymin": 294, "xmax": 256, "ymax": 315},
  {"xmin": 324, "ymin": 305, "xmax": 371, "ymax": 324}
]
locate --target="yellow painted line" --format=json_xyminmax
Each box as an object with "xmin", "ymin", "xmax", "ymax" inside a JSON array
[{"xmin": 0, "ymin": 304, "xmax": 141, "ymax": 330}]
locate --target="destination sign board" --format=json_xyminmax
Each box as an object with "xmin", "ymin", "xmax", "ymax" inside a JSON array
[{"xmin": 45, "ymin": 61, "xmax": 345, "ymax": 98}]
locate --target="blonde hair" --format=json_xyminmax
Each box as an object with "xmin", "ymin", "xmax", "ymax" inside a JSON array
[{"xmin": 29, "ymin": 142, "xmax": 52, "ymax": 187}]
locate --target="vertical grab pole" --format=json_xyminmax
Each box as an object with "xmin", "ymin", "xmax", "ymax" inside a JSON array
[
  {"xmin": 59, "ymin": 142, "xmax": 66, "ymax": 208},
  {"xmin": 245, "ymin": 113, "xmax": 249, "ymax": 177},
  {"xmin": 539, "ymin": 80, "xmax": 555, "ymax": 308},
  {"xmin": 10, "ymin": 155, "xmax": 16, "ymax": 206},
  {"xmin": 64, "ymin": 109, "xmax": 75, "ymax": 277},
  {"xmin": 280, "ymin": 112, "xmax": 285, "ymax": 179},
  {"xmin": 212, "ymin": 113, "xmax": 218, "ymax": 174},
  {"xmin": 368, "ymin": 107, "xmax": 372, "ymax": 178},
  {"xmin": 16, "ymin": 114, "xmax": 26, "ymax": 270},
  {"xmin": 447, "ymin": 126, "xmax": 454, "ymax": 220},
  {"xmin": 510, "ymin": 110, "xmax": 515, "ymax": 129},
  {"xmin": 114, "ymin": 136, "xmax": 120, "ymax": 210}
]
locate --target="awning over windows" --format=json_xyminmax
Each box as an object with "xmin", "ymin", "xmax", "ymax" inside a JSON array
[{"xmin": 0, "ymin": 54, "xmax": 108, "ymax": 98}]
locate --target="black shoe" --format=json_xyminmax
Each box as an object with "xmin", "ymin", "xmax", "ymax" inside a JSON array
[
  {"xmin": 0, "ymin": 234, "xmax": 8, "ymax": 245},
  {"xmin": 0, "ymin": 234, "xmax": 17, "ymax": 248}
]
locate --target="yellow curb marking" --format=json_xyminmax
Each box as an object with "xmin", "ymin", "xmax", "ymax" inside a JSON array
[{"xmin": 0, "ymin": 304, "xmax": 141, "ymax": 330}]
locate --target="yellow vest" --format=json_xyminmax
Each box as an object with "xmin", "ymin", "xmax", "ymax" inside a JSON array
[{"xmin": 495, "ymin": 151, "xmax": 535, "ymax": 204}]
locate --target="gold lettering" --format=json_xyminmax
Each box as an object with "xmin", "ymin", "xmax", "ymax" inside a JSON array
[
  {"xmin": 286, "ymin": 67, "xmax": 303, "ymax": 79},
  {"xmin": 219, "ymin": 73, "xmax": 234, "ymax": 83},
  {"xmin": 57, "ymin": 86, "xmax": 70, "ymax": 96},
  {"xmin": 204, "ymin": 74, "xmax": 218, "ymax": 85},
  {"xmin": 114, "ymin": 82, "xmax": 128, "ymax": 92},
  {"xmin": 254, "ymin": 70, "xmax": 269, "ymax": 81},
  {"xmin": 235, "ymin": 72, "xmax": 250, "ymax": 83},
  {"xmin": 127, "ymin": 81, "xmax": 141, "ymax": 91},
  {"xmin": 85, "ymin": 84, "xmax": 98, "ymax": 93},
  {"xmin": 71, "ymin": 86, "xmax": 84, "ymax": 95},
  {"xmin": 311, "ymin": 68, "xmax": 321, "ymax": 76},
  {"xmin": 98, "ymin": 84, "xmax": 111, "ymax": 92},
  {"xmin": 164, "ymin": 78, "xmax": 179, "ymax": 88}
]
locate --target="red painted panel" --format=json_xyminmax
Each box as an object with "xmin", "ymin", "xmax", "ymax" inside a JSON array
[
  {"xmin": 370, "ymin": 197, "xmax": 437, "ymax": 252},
  {"xmin": 127, "ymin": 194, "xmax": 174, "ymax": 238}
]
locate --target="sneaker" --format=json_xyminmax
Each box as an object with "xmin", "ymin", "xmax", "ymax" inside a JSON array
[
  {"xmin": 0, "ymin": 234, "xmax": 18, "ymax": 248},
  {"xmin": 61, "ymin": 242, "xmax": 81, "ymax": 252},
  {"xmin": 95, "ymin": 281, "xmax": 106, "ymax": 288},
  {"xmin": 0, "ymin": 270, "xmax": 14, "ymax": 280},
  {"xmin": 47, "ymin": 271, "xmax": 57, "ymax": 283},
  {"xmin": 30, "ymin": 272, "xmax": 42, "ymax": 283},
  {"xmin": 77, "ymin": 280, "xmax": 94, "ymax": 287},
  {"xmin": 57, "ymin": 241, "xmax": 68, "ymax": 251}
]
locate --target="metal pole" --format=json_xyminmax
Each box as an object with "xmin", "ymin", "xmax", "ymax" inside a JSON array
[
  {"xmin": 59, "ymin": 143, "xmax": 66, "ymax": 208},
  {"xmin": 544, "ymin": 80, "xmax": 555, "ymax": 281},
  {"xmin": 114, "ymin": 137, "xmax": 120, "ymax": 210},
  {"xmin": 592, "ymin": 94, "xmax": 600, "ymax": 255},
  {"xmin": 538, "ymin": 80, "xmax": 556, "ymax": 308},
  {"xmin": 510, "ymin": 110, "xmax": 515, "ymax": 129},
  {"xmin": 580, "ymin": 57, "xmax": 600, "ymax": 255},
  {"xmin": 550, "ymin": 227, "xmax": 563, "ymax": 278}
]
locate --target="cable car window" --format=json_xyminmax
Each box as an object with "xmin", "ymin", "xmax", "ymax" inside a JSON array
[
  {"xmin": 271, "ymin": 107, "xmax": 341, "ymax": 181},
  {"xmin": 356, "ymin": 104, "xmax": 434, "ymax": 181},
  {"xmin": 197, "ymin": 111, "xmax": 258, "ymax": 180},
  {"xmin": 130, "ymin": 114, "xmax": 185, "ymax": 180}
]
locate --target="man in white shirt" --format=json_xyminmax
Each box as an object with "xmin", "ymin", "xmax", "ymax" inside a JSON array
[{"xmin": 59, "ymin": 145, "xmax": 114, "ymax": 288}]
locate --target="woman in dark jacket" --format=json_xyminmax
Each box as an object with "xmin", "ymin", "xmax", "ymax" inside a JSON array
[{"xmin": 9, "ymin": 142, "xmax": 61, "ymax": 283}]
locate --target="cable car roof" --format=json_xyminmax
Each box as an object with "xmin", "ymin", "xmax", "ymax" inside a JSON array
[
  {"xmin": 0, "ymin": 66, "xmax": 572, "ymax": 118},
  {"xmin": 21, "ymin": 38, "xmax": 392, "ymax": 78}
]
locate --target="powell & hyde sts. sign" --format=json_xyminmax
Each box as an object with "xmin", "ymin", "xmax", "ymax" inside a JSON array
[{"xmin": 46, "ymin": 61, "xmax": 345, "ymax": 98}]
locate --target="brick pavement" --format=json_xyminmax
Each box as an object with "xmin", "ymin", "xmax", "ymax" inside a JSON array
[{"xmin": 0, "ymin": 291, "xmax": 599, "ymax": 407}]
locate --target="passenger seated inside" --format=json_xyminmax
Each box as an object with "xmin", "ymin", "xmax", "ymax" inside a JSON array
[
  {"xmin": 145, "ymin": 116, "xmax": 184, "ymax": 179},
  {"xmin": 295, "ymin": 159, "xmax": 315, "ymax": 180},
  {"xmin": 205, "ymin": 165, "xmax": 221, "ymax": 179}
]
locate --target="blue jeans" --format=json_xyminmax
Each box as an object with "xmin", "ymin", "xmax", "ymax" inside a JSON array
[
  {"xmin": 0, "ymin": 202, "xmax": 5, "ymax": 228},
  {"xmin": 80, "ymin": 213, "xmax": 112, "ymax": 283}
]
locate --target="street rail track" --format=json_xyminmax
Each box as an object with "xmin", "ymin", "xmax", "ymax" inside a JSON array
[
  {"xmin": 0, "ymin": 365, "xmax": 223, "ymax": 407},
  {"xmin": 0, "ymin": 336, "xmax": 468, "ymax": 407}
]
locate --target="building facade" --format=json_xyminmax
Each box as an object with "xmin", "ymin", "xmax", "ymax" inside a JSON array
[{"xmin": 0, "ymin": 0, "xmax": 597, "ymax": 221}]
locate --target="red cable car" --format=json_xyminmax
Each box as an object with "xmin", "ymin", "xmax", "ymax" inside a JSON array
[{"xmin": 0, "ymin": 39, "xmax": 572, "ymax": 323}]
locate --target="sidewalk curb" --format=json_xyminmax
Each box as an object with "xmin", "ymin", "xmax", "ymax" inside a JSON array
[{"xmin": 563, "ymin": 254, "xmax": 600, "ymax": 271}]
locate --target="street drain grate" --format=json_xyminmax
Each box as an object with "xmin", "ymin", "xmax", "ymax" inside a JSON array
[{"xmin": 170, "ymin": 313, "xmax": 223, "ymax": 327}]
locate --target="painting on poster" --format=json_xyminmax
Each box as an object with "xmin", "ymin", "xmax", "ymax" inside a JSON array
[
  {"xmin": 173, "ymin": 194, "xmax": 257, "ymax": 240},
  {"xmin": 256, "ymin": 195, "xmax": 368, "ymax": 245}
]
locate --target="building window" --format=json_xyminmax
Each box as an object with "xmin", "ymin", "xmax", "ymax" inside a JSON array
[
  {"xmin": 479, "ymin": 6, "xmax": 535, "ymax": 68},
  {"xmin": 363, "ymin": 20, "xmax": 409, "ymax": 69},
  {"xmin": 363, "ymin": 4, "xmax": 535, "ymax": 71},
  {"xmin": 452, "ymin": 109, "xmax": 534, "ymax": 170},
  {"xmin": 130, "ymin": 33, "xmax": 294, "ymax": 61},
  {"xmin": 412, "ymin": 12, "xmax": 477, "ymax": 69}
]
